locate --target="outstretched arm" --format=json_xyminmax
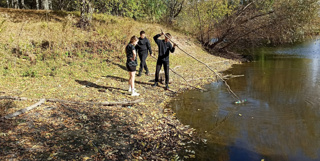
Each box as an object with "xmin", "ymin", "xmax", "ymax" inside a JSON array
[{"xmin": 153, "ymin": 32, "xmax": 163, "ymax": 45}]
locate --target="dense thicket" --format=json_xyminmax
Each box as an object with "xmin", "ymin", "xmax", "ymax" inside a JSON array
[
  {"xmin": 1, "ymin": 0, "xmax": 319, "ymax": 50},
  {"xmin": 177, "ymin": 0, "xmax": 320, "ymax": 50}
]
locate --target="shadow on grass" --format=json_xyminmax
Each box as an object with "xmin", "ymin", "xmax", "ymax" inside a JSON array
[
  {"xmin": 0, "ymin": 103, "xmax": 139, "ymax": 160},
  {"xmin": 75, "ymin": 80, "xmax": 128, "ymax": 94},
  {"xmin": 104, "ymin": 75, "xmax": 153, "ymax": 86},
  {"xmin": 110, "ymin": 62, "xmax": 128, "ymax": 71}
]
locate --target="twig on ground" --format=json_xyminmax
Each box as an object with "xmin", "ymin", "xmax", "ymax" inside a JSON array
[
  {"xmin": 47, "ymin": 98, "xmax": 144, "ymax": 106},
  {"xmin": 4, "ymin": 98, "xmax": 46, "ymax": 119},
  {"xmin": 0, "ymin": 96, "xmax": 28, "ymax": 101},
  {"xmin": 0, "ymin": 96, "xmax": 143, "ymax": 107}
]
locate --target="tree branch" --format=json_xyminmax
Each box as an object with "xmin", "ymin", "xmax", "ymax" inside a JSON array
[
  {"xmin": 0, "ymin": 96, "xmax": 144, "ymax": 107},
  {"xmin": 4, "ymin": 99, "xmax": 46, "ymax": 119}
]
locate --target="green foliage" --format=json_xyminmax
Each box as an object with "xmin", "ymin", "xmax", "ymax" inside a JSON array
[
  {"xmin": 177, "ymin": 0, "xmax": 234, "ymax": 42},
  {"xmin": 140, "ymin": 0, "xmax": 167, "ymax": 21},
  {"xmin": 22, "ymin": 69, "xmax": 37, "ymax": 77},
  {"xmin": 93, "ymin": 0, "xmax": 167, "ymax": 21},
  {"xmin": 176, "ymin": 0, "xmax": 320, "ymax": 48}
]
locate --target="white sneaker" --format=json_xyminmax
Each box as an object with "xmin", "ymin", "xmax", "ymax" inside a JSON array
[
  {"xmin": 128, "ymin": 86, "xmax": 132, "ymax": 92},
  {"xmin": 131, "ymin": 90, "xmax": 140, "ymax": 96}
]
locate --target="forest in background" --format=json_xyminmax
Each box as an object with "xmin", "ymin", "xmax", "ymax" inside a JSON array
[{"xmin": 1, "ymin": 0, "xmax": 319, "ymax": 54}]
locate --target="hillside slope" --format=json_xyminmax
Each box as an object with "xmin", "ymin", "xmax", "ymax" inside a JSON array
[{"xmin": 0, "ymin": 8, "xmax": 238, "ymax": 160}]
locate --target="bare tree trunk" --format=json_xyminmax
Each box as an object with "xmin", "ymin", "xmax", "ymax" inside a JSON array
[
  {"xmin": 195, "ymin": 2, "xmax": 204, "ymax": 43},
  {"xmin": 14, "ymin": 0, "xmax": 19, "ymax": 9},
  {"xmin": 6, "ymin": 0, "xmax": 10, "ymax": 8},
  {"xmin": 48, "ymin": 0, "xmax": 52, "ymax": 10},
  {"xmin": 42, "ymin": 0, "xmax": 49, "ymax": 10},
  {"xmin": 21, "ymin": 0, "xmax": 28, "ymax": 9},
  {"xmin": 78, "ymin": 0, "xmax": 93, "ymax": 29},
  {"xmin": 36, "ymin": 0, "xmax": 39, "ymax": 9},
  {"xmin": 12, "ymin": 0, "xmax": 19, "ymax": 9},
  {"xmin": 21, "ymin": 0, "xmax": 25, "ymax": 8},
  {"xmin": 166, "ymin": 0, "xmax": 185, "ymax": 24}
]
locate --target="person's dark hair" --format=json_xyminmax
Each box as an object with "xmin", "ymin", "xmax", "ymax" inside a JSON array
[
  {"xmin": 165, "ymin": 33, "xmax": 172, "ymax": 39},
  {"xmin": 130, "ymin": 36, "xmax": 139, "ymax": 43},
  {"xmin": 140, "ymin": 31, "xmax": 145, "ymax": 35}
]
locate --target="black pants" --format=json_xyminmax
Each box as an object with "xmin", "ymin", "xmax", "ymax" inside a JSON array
[
  {"xmin": 138, "ymin": 50, "xmax": 149, "ymax": 73},
  {"xmin": 155, "ymin": 60, "xmax": 169, "ymax": 84}
]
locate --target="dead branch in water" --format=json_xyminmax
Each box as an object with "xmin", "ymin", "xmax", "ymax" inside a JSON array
[{"xmin": 222, "ymin": 74, "xmax": 244, "ymax": 80}]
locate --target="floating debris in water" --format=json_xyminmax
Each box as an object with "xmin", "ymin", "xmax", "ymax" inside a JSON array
[{"xmin": 234, "ymin": 99, "xmax": 247, "ymax": 104}]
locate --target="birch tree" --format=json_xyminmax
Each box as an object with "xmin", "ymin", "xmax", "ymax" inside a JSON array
[
  {"xmin": 21, "ymin": 0, "xmax": 28, "ymax": 9},
  {"xmin": 78, "ymin": 0, "xmax": 94, "ymax": 29},
  {"xmin": 12, "ymin": 0, "xmax": 19, "ymax": 9},
  {"xmin": 36, "ymin": 0, "xmax": 39, "ymax": 9},
  {"xmin": 49, "ymin": 0, "xmax": 52, "ymax": 9},
  {"xmin": 42, "ymin": 0, "xmax": 49, "ymax": 10}
]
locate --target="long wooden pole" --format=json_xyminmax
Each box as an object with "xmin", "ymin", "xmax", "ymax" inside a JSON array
[
  {"xmin": 150, "ymin": 55, "xmax": 204, "ymax": 91},
  {"xmin": 161, "ymin": 30, "xmax": 241, "ymax": 101}
]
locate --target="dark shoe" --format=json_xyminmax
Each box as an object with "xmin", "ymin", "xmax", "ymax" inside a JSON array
[
  {"xmin": 145, "ymin": 71, "xmax": 150, "ymax": 76},
  {"xmin": 152, "ymin": 82, "xmax": 158, "ymax": 87},
  {"xmin": 165, "ymin": 84, "xmax": 169, "ymax": 90},
  {"xmin": 137, "ymin": 72, "xmax": 142, "ymax": 77}
]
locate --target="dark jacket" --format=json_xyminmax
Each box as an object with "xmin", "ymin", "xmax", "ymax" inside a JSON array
[
  {"xmin": 136, "ymin": 37, "xmax": 152, "ymax": 55},
  {"xmin": 153, "ymin": 34, "xmax": 175, "ymax": 62},
  {"xmin": 125, "ymin": 43, "xmax": 137, "ymax": 66}
]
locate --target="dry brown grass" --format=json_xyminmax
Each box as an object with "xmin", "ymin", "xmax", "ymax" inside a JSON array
[
  {"xmin": 0, "ymin": 8, "xmax": 238, "ymax": 102},
  {"xmin": 0, "ymin": 8, "xmax": 239, "ymax": 160}
]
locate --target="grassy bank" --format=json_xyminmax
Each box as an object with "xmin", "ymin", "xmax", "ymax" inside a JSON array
[{"xmin": 0, "ymin": 8, "xmax": 238, "ymax": 160}]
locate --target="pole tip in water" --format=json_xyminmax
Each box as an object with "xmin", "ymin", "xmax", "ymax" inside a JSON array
[{"xmin": 234, "ymin": 99, "xmax": 247, "ymax": 104}]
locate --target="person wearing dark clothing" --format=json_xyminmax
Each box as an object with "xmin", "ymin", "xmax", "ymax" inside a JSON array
[
  {"xmin": 152, "ymin": 32, "xmax": 176, "ymax": 90},
  {"xmin": 126, "ymin": 36, "xmax": 140, "ymax": 96},
  {"xmin": 126, "ymin": 43, "xmax": 138, "ymax": 72},
  {"xmin": 136, "ymin": 31, "xmax": 152, "ymax": 76}
]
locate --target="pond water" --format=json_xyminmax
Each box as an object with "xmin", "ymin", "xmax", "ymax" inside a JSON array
[{"xmin": 169, "ymin": 39, "xmax": 320, "ymax": 161}]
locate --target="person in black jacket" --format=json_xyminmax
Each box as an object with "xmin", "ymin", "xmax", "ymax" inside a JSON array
[
  {"xmin": 136, "ymin": 31, "xmax": 152, "ymax": 76},
  {"xmin": 152, "ymin": 32, "xmax": 176, "ymax": 90}
]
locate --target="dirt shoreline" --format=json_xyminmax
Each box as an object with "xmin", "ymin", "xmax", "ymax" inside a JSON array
[
  {"xmin": 0, "ymin": 8, "xmax": 240, "ymax": 160},
  {"xmin": 0, "ymin": 52, "xmax": 239, "ymax": 160}
]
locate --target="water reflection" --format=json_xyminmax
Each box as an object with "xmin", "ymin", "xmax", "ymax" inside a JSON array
[{"xmin": 170, "ymin": 39, "xmax": 320, "ymax": 161}]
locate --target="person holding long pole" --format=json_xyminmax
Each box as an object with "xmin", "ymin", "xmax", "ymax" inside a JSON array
[{"xmin": 152, "ymin": 31, "xmax": 177, "ymax": 90}]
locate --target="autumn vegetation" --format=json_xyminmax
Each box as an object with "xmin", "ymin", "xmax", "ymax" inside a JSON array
[
  {"xmin": 0, "ymin": 7, "xmax": 237, "ymax": 160},
  {"xmin": 0, "ymin": 0, "xmax": 319, "ymax": 160}
]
